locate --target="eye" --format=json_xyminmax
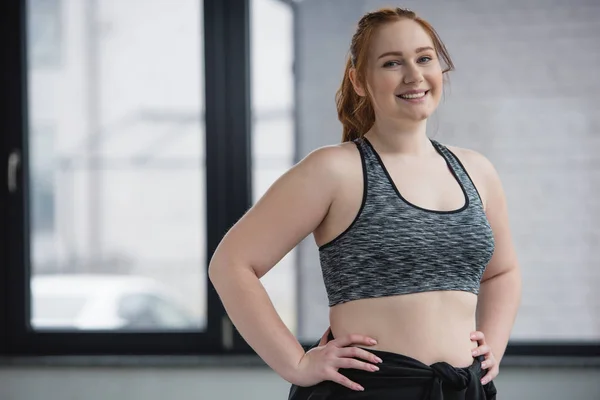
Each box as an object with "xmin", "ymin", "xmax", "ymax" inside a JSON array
[
  {"xmin": 418, "ymin": 56, "xmax": 433, "ymax": 63},
  {"xmin": 383, "ymin": 60, "xmax": 401, "ymax": 68}
]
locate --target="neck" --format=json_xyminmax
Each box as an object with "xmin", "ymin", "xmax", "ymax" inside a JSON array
[{"xmin": 365, "ymin": 119, "xmax": 433, "ymax": 156}]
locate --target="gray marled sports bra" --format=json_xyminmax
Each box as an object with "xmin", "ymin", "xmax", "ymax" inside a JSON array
[{"xmin": 319, "ymin": 137, "xmax": 495, "ymax": 307}]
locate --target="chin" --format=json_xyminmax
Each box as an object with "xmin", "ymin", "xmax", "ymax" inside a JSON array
[
  {"xmin": 402, "ymin": 111, "xmax": 433, "ymax": 122},
  {"xmin": 394, "ymin": 103, "xmax": 437, "ymax": 122}
]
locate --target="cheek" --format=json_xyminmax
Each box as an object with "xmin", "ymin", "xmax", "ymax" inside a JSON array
[
  {"xmin": 429, "ymin": 70, "xmax": 444, "ymax": 91},
  {"xmin": 428, "ymin": 72, "xmax": 444, "ymax": 101},
  {"xmin": 370, "ymin": 72, "xmax": 399, "ymax": 96}
]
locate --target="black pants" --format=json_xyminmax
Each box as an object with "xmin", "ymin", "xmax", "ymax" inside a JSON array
[{"xmin": 288, "ymin": 337, "xmax": 497, "ymax": 400}]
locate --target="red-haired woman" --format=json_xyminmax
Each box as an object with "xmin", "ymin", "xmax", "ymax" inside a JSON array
[{"xmin": 209, "ymin": 7, "xmax": 521, "ymax": 400}]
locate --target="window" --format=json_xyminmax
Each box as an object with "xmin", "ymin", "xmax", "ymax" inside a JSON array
[
  {"xmin": 29, "ymin": 125, "xmax": 55, "ymax": 236},
  {"xmin": 1, "ymin": 0, "xmax": 251, "ymax": 356},
  {"xmin": 251, "ymin": 0, "xmax": 297, "ymax": 335},
  {"xmin": 28, "ymin": 0, "xmax": 62, "ymax": 68},
  {"xmin": 118, "ymin": 293, "xmax": 198, "ymax": 330},
  {"xmin": 26, "ymin": 0, "xmax": 207, "ymax": 332}
]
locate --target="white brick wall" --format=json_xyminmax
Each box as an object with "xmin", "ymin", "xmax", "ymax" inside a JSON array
[{"xmin": 295, "ymin": 0, "xmax": 600, "ymax": 342}]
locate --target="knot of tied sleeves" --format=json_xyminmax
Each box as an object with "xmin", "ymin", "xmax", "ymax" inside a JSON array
[
  {"xmin": 426, "ymin": 362, "xmax": 480, "ymax": 399},
  {"xmin": 287, "ymin": 358, "xmax": 497, "ymax": 400},
  {"xmin": 287, "ymin": 339, "xmax": 497, "ymax": 400}
]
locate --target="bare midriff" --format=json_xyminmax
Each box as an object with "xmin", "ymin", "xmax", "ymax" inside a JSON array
[{"xmin": 329, "ymin": 290, "xmax": 479, "ymax": 368}]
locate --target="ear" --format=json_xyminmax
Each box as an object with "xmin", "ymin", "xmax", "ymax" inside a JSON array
[{"xmin": 348, "ymin": 68, "xmax": 367, "ymax": 97}]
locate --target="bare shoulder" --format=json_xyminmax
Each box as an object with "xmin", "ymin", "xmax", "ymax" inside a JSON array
[
  {"xmin": 295, "ymin": 140, "xmax": 362, "ymax": 193},
  {"xmin": 445, "ymin": 144, "xmax": 502, "ymax": 209},
  {"xmin": 208, "ymin": 140, "xmax": 360, "ymax": 280},
  {"xmin": 301, "ymin": 140, "xmax": 360, "ymax": 176},
  {"xmin": 446, "ymin": 145, "xmax": 496, "ymax": 175}
]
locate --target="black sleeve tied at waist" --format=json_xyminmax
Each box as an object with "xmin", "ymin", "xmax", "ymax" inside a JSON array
[{"xmin": 288, "ymin": 346, "xmax": 497, "ymax": 400}]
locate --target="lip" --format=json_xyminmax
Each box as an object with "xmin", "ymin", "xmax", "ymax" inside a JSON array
[
  {"xmin": 397, "ymin": 89, "xmax": 429, "ymax": 96},
  {"xmin": 396, "ymin": 89, "xmax": 430, "ymax": 104}
]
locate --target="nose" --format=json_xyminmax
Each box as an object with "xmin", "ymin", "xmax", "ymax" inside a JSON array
[{"xmin": 403, "ymin": 63, "xmax": 424, "ymax": 85}]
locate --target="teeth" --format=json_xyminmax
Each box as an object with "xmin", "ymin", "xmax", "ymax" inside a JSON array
[{"xmin": 399, "ymin": 92, "xmax": 426, "ymax": 99}]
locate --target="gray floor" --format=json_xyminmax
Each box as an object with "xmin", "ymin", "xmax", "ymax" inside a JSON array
[{"xmin": 1, "ymin": 364, "xmax": 599, "ymax": 400}]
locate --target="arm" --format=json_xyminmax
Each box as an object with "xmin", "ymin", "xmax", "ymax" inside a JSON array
[
  {"xmin": 476, "ymin": 156, "xmax": 522, "ymax": 363},
  {"xmin": 208, "ymin": 146, "xmax": 343, "ymax": 383}
]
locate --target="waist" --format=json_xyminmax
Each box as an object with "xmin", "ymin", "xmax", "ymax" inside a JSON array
[
  {"xmin": 289, "ymin": 340, "xmax": 498, "ymax": 400},
  {"xmin": 329, "ymin": 291, "xmax": 479, "ymax": 368}
]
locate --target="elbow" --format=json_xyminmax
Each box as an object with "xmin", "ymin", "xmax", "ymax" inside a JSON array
[
  {"xmin": 208, "ymin": 262, "xmax": 235, "ymax": 295},
  {"xmin": 207, "ymin": 262, "xmax": 218, "ymax": 285},
  {"xmin": 208, "ymin": 255, "xmax": 257, "ymax": 289},
  {"xmin": 208, "ymin": 250, "xmax": 225, "ymax": 287},
  {"xmin": 208, "ymin": 256, "xmax": 227, "ymax": 287}
]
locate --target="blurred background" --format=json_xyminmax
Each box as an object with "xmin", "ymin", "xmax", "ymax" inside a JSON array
[{"xmin": 0, "ymin": 0, "xmax": 599, "ymax": 399}]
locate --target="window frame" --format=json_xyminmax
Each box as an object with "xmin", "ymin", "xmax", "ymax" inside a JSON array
[{"xmin": 0, "ymin": 0, "xmax": 252, "ymax": 357}]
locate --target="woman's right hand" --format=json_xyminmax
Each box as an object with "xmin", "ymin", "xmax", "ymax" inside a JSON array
[{"xmin": 292, "ymin": 328, "xmax": 383, "ymax": 392}]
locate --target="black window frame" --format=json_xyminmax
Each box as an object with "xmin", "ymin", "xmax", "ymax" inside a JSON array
[
  {"xmin": 1, "ymin": 0, "xmax": 598, "ymax": 362},
  {"xmin": 0, "ymin": 0, "xmax": 252, "ymax": 357}
]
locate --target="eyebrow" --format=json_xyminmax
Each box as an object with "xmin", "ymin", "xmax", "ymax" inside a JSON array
[{"xmin": 377, "ymin": 46, "xmax": 435, "ymax": 59}]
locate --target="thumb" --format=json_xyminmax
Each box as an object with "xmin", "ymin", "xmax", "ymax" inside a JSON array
[{"xmin": 318, "ymin": 326, "xmax": 332, "ymax": 346}]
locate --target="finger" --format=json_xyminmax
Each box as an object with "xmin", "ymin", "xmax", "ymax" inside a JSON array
[
  {"xmin": 472, "ymin": 344, "xmax": 491, "ymax": 357},
  {"xmin": 470, "ymin": 331, "xmax": 486, "ymax": 343},
  {"xmin": 328, "ymin": 371, "xmax": 364, "ymax": 392},
  {"xmin": 480, "ymin": 370, "xmax": 491, "ymax": 385},
  {"xmin": 334, "ymin": 334, "xmax": 377, "ymax": 348},
  {"xmin": 335, "ymin": 357, "xmax": 380, "ymax": 372},
  {"xmin": 481, "ymin": 366, "xmax": 499, "ymax": 385},
  {"xmin": 480, "ymin": 356, "xmax": 495, "ymax": 370},
  {"xmin": 337, "ymin": 346, "xmax": 383, "ymax": 364},
  {"xmin": 318, "ymin": 327, "xmax": 332, "ymax": 346},
  {"xmin": 470, "ymin": 331, "xmax": 485, "ymax": 339}
]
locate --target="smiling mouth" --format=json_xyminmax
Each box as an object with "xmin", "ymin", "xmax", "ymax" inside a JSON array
[{"xmin": 396, "ymin": 90, "xmax": 429, "ymax": 100}]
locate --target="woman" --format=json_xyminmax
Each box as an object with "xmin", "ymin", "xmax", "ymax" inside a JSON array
[{"xmin": 209, "ymin": 7, "xmax": 521, "ymax": 400}]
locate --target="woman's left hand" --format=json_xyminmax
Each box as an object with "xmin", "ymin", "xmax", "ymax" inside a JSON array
[{"xmin": 470, "ymin": 331, "xmax": 498, "ymax": 385}]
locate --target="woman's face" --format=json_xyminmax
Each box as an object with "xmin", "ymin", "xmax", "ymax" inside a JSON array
[{"xmin": 355, "ymin": 19, "xmax": 444, "ymax": 124}]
